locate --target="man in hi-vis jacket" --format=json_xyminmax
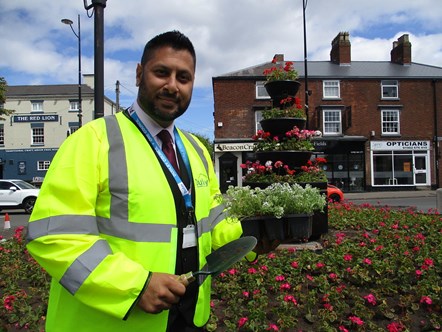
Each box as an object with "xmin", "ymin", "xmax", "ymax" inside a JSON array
[{"xmin": 27, "ymin": 30, "xmax": 260, "ymax": 332}]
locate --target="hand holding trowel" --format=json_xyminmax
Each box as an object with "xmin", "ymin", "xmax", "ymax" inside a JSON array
[{"xmin": 178, "ymin": 236, "xmax": 257, "ymax": 286}]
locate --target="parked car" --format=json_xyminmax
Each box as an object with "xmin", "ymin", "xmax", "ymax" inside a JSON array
[
  {"xmin": 327, "ymin": 184, "xmax": 344, "ymax": 202},
  {"xmin": 0, "ymin": 179, "xmax": 40, "ymax": 214}
]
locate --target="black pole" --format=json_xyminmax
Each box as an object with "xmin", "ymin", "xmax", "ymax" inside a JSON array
[
  {"xmin": 85, "ymin": 0, "xmax": 107, "ymax": 119},
  {"xmin": 77, "ymin": 14, "xmax": 83, "ymax": 127},
  {"xmin": 303, "ymin": 0, "xmax": 309, "ymax": 129}
]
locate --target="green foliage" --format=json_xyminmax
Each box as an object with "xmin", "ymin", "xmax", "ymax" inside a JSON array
[
  {"xmin": 0, "ymin": 77, "xmax": 15, "ymax": 120},
  {"xmin": 1, "ymin": 203, "xmax": 441, "ymax": 331},
  {"xmin": 222, "ymin": 183, "xmax": 326, "ymax": 219}
]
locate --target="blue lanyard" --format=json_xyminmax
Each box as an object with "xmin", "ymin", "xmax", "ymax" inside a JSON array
[{"xmin": 129, "ymin": 110, "xmax": 193, "ymax": 210}]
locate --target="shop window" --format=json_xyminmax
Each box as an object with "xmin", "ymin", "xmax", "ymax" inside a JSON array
[
  {"xmin": 323, "ymin": 109, "xmax": 342, "ymax": 135},
  {"xmin": 323, "ymin": 80, "xmax": 340, "ymax": 99},
  {"xmin": 37, "ymin": 160, "xmax": 51, "ymax": 171},
  {"xmin": 256, "ymin": 81, "xmax": 270, "ymax": 99},
  {"xmin": 381, "ymin": 110, "xmax": 400, "ymax": 135},
  {"xmin": 381, "ymin": 80, "xmax": 398, "ymax": 99}
]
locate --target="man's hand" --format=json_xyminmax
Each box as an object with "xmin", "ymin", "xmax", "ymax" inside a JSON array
[{"xmin": 137, "ymin": 272, "xmax": 186, "ymax": 314}]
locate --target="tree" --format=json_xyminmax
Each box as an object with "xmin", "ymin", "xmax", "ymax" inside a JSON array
[{"xmin": 0, "ymin": 77, "xmax": 15, "ymax": 120}]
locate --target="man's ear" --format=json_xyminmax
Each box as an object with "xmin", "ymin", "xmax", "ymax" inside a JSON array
[{"xmin": 136, "ymin": 63, "xmax": 143, "ymax": 87}]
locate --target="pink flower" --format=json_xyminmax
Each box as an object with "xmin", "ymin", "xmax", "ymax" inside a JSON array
[
  {"xmin": 316, "ymin": 262, "xmax": 325, "ymax": 268},
  {"xmin": 242, "ymin": 291, "xmax": 249, "ymax": 298},
  {"xmin": 424, "ymin": 258, "xmax": 434, "ymax": 267},
  {"xmin": 280, "ymin": 283, "xmax": 291, "ymax": 291},
  {"xmin": 415, "ymin": 269, "xmax": 423, "ymax": 278},
  {"xmin": 260, "ymin": 265, "xmax": 269, "ymax": 271},
  {"xmin": 238, "ymin": 317, "xmax": 248, "ymax": 328},
  {"xmin": 387, "ymin": 321, "xmax": 405, "ymax": 332},
  {"xmin": 275, "ymin": 275, "xmax": 285, "ymax": 282},
  {"xmin": 375, "ymin": 245, "xmax": 384, "ymax": 251},
  {"xmin": 247, "ymin": 267, "xmax": 258, "ymax": 274},
  {"xmin": 291, "ymin": 261, "xmax": 299, "ymax": 268},
  {"xmin": 348, "ymin": 315, "xmax": 364, "ymax": 325},
  {"xmin": 363, "ymin": 258, "xmax": 372, "ymax": 265},
  {"xmin": 210, "ymin": 300, "xmax": 214, "ymax": 308},
  {"xmin": 228, "ymin": 269, "xmax": 237, "ymax": 275},
  {"xmin": 3, "ymin": 295, "xmax": 15, "ymax": 311},
  {"xmin": 329, "ymin": 273, "xmax": 338, "ymax": 280},
  {"xmin": 343, "ymin": 254, "xmax": 352, "ymax": 261},
  {"xmin": 283, "ymin": 295, "xmax": 298, "ymax": 305},
  {"xmin": 338, "ymin": 326, "xmax": 349, "ymax": 332},
  {"xmin": 306, "ymin": 274, "xmax": 314, "ymax": 281},
  {"xmin": 266, "ymin": 323, "xmax": 279, "ymax": 331},
  {"xmin": 323, "ymin": 303, "xmax": 333, "ymax": 311},
  {"xmin": 363, "ymin": 294, "xmax": 377, "ymax": 306},
  {"xmin": 420, "ymin": 296, "xmax": 432, "ymax": 305}
]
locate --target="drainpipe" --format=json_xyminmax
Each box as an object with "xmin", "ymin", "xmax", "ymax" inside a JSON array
[{"xmin": 433, "ymin": 79, "xmax": 440, "ymax": 188}]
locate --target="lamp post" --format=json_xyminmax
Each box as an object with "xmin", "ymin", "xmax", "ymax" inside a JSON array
[
  {"xmin": 302, "ymin": 0, "xmax": 309, "ymax": 129},
  {"xmin": 61, "ymin": 14, "xmax": 82, "ymax": 128}
]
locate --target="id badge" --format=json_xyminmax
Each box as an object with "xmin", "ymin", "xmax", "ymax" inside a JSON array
[{"xmin": 182, "ymin": 224, "xmax": 197, "ymax": 249}]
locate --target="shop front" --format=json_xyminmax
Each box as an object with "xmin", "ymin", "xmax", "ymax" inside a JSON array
[
  {"xmin": 370, "ymin": 140, "xmax": 431, "ymax": 188},
  {"xmin": 312, "ymin": 137, "xmax": 367, "ymax": 192}
]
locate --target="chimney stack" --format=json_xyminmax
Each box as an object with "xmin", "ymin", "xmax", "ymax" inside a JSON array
[
  {"xmin": 330, "ymin": 32, "xmax": 351, "ymax": 65},
  {"xmin": 390, "ymin": 34, "xmax": 411, "ymax": 65}
]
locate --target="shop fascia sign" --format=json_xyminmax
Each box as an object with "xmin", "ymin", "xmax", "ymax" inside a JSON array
[
  {"xmin": 215, "ymin": 142, "xmax": 255, "ymax": 152},
  {"xmin": 370, "ymin": 140, "xmax": 430, "ymax": 151},
  {"xmin": 13, "ymin": 114, "xmax": 59, "ymax": 122}
]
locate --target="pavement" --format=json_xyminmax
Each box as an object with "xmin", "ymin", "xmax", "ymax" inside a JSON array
[{"xmin": 344, "ymin": 189, "xmax": 437, "ymax": 200}]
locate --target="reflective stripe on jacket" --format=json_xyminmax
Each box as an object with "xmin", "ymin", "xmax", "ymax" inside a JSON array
[{"xmin": 26, "ymin": 112, "xmax": 243, "ymax": 331}]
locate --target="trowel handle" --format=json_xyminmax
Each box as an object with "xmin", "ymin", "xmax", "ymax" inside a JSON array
[{"xmin": 177, "ymin": 271, "xmax": 196, "ymax": 286}]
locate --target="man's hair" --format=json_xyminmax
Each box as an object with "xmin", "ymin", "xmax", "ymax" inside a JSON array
[{"xmin": 140, "ymin": 30, "xmax": 196, "ymax": 68}]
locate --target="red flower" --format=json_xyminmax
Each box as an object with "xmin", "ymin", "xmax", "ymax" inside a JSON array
[{"xmin": 238, "ymin": 317, "xmax": 248, "ymax": 328}]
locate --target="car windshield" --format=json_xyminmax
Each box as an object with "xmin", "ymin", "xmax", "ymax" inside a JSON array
[{"xmin": 11, "ymin": 180, "xmax": 37, "ymax": 190}]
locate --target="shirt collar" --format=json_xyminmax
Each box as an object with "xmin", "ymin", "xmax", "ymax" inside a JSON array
[{"xmin": 130, "ymin": 100, "xmax": 175, "ymax": 142}]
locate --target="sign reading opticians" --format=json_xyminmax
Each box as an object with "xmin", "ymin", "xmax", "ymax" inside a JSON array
[
  {"xmin": 371, "ymin": 140, "xmax": 430, "ymax": 151},
  {"xmin": 13, "ymin": 115, "xmax": 59, "ymax": 122},
  {"xmin": 215, "ymin": 143, "xmax": 255, "ymax": 152}
]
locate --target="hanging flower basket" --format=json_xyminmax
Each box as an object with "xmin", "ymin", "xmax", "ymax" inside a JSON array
[
  {"xmin": 260, "ymin": 118, "xmax": 306, "ymax": 137},
  {"xmin": 264, "ymin": 80, "xmax": 301, "ymax": 105},
  {"xmin": 255, "ymin": 150, "xmax": 313, "ymax": 169}
]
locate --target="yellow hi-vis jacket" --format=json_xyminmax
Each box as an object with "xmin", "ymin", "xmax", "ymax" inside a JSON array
[{"xmin": 26, "ymin": 112, "xmax": 247, "ymax": 331}]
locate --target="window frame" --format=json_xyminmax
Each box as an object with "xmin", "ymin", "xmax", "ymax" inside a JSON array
[
  {"xmin": 37, "ymin": 160, "xmax": 51, "ymax": 171},
  {"xmin": 32, "ymin": 127, "xmax": 45, "ymax": 145},
  {"xmin": 256, "ymin": 81, "xmax": 270, "ymax": 99},
  {"xmin": 381, "ymin": 109, "xmax": 400, "ymax": 135},
  {"xmin": 31, "ymin": 101, "xmax": 44, "ymax": 112},
  {"xmin": 381, "ymin": 80, "xmax": 399, "ymax": 99},
  {"xmin": 0, "ymin": 125, "xmax": 4, "ymax": 145},
  {"xmin": 322, "ymin": 109, "xmax": 342, "ymax": 135},
  {"xmin": 69, "ymin": 100, "xmax": 80, "ymax": 111},
  {"xmin": 323, "ymin": 80, "xmax": 340, "ymax": 99}
]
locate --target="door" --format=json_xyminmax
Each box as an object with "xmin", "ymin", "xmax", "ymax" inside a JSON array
[
  {"xmin": 413, "ymin": 155, "xmax": 428, "ymax": 185},
  {"xmin": 219, "ymin": 153, "xmax": 238, "ymax": 193}
]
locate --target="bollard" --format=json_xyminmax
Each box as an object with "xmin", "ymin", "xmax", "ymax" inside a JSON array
[{"xmin": 436, "ymin": 188, "xmax": 442, "ymax": 212}]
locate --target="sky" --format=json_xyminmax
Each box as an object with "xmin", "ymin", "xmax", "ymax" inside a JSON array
[{"xmin": 1, "ymin": 0, "xmax": 442, "ymax": 140}]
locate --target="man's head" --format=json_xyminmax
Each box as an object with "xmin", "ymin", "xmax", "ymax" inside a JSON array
[{"xmin": 136, "ymin": 30, "xmax": 196, "ymax": 127}]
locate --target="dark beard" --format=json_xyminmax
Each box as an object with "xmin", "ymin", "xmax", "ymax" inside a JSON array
[{"xmin": 137, "ymin": 81, "xmax": 190, "ymax": 124}]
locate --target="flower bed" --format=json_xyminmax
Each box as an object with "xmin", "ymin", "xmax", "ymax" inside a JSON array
[{"xmin": 1, "ymin": 203, "xmax": 441, "ymax": 331}]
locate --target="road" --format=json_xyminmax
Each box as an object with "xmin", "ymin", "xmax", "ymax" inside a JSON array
[{"xmin": 1, "ymin": 191, "xmax": 439, "ymax": 240}]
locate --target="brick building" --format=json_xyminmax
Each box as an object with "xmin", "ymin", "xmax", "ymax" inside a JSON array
[{"xmin": 212, "ymin": 32, "xmax": 442, "ymax": 193}]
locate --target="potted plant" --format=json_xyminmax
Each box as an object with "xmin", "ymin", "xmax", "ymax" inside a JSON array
[
  {"xmin": 241, "ymin": 158, "xmax": 328, "ymax": 186},
  {"xmin": 221, "ymin": 182, "xmax": 326, "ymax": 242},
  {"xmin": 253, "ymin": 127, "xmax": 317, "ymax": 168},
  {"xmin": 261, "ymin": 96, "xmax": 307, "ymax": 135},
  {"xmin": 263, "ymin": 57, "xmax": 300, "ymax": 104}
]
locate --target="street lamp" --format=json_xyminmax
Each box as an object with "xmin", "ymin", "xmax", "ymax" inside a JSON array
[
  {"xmin": 302, "ymin": 0, "xmax": 309, "ymax": 129},
  {"xmin": 61, "ymin": 14, "xmax": 82, "ymax": 128}
]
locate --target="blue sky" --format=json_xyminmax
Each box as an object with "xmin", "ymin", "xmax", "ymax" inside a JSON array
[{"xmin": 1, "ymin": 0, "xmax": 442, "ymax": 140}]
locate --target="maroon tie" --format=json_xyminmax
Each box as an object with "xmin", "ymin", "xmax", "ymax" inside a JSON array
[{"xmin": 157, "ymin": 130, "xmax": 180, "ymax": 173}]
